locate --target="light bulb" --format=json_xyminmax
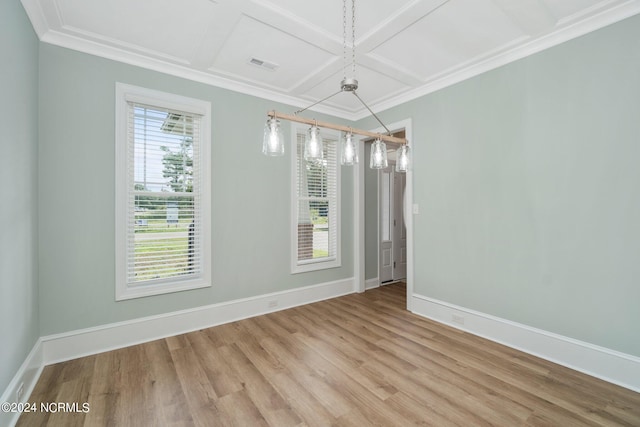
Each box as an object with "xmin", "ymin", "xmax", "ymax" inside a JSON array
[
  {"xmin": 370, "ymin": 138, "xmax": 388, "ymax": 169},
  {"xmin": 262, "ymin": 118, "xmax": 284, "ymax": 156},
  {"xmin": 304, "ymin": 126, "xmax": 323, "ymax": 162},
  {"xmin": 396, "ymin": 145, "xmax": 410, "ymax": 172},
  {"xmin": 341, "ymin": 132, "xmax": 358, "ymax": 165}
]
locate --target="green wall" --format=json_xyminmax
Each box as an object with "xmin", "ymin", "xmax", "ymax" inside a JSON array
[
  {"xmin": 0, "ymin": 0, "xmax": 40, "ymax": 394},
  {"xmin": 358, "ymin": 14, "xmax": 640, "ymax": 357},
  {"xmin": 37, "ymin": 44, "xmax": 354, "ymax": 335}
]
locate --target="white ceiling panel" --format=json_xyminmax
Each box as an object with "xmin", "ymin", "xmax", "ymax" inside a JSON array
[
  {"xmin": 21, "ymin": 0, "xmax": 640, "ymax": 119},
  {"xmin": 371, "ymin": 0, "xmax": 526, "ymax": 80},
  {"xmin": 211, "ymin": 15, "xmax": 337, "ymax": 91},
  {"xmin": 491, "ymin": 0, "xmax": 557, "ymax": 36},
  {"xmin": 541, "ymin": 0, "xmax": 603, "ymax": 22},
  {"xmin": 260, "ymin": 0, "xmax": 416, "ymax": 41},
  {"xmin": 58, "ymin": 0, "xmax": 219, "ymax": 62}
]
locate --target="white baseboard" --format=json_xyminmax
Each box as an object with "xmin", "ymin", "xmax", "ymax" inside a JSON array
[
  {"xmin": 411, "ymin": 293, "xmax": 640, "ymax": 393},
  {"xmin": 5, "ymin": 281, "xmax": 636, "ymax": 427},
  {"xmin": 42, "ymin": 278, "xmax": 354, "ymax": 365},
  {"xmin": 1, "ymin": 278, "xmax": 352, "ymax": 426},
  {"xmin": 1, "ymin": 277, "xmax": 354, "ymax": 426},
  {"xmin": 0, "ymin": 339, "xmax": 44, "ymax": 427},
  {"xmin": 365, "ymin": 278, "xmax": 379, "ymax": 290}
]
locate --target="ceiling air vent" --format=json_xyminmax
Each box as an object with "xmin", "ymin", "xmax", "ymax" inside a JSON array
[{"xmin": 248, "ymin": 57, "xmax": 279, "ymax": 71}]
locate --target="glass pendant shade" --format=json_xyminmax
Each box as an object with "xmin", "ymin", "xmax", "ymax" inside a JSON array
[
  {"xmin": 262, "ymin": 118, "xmax": 284, "ymax": 156},
  {"xmin": 370, "ymin": 138, "xmax": 388, "ymax": 169},
  {"xmin": 304, "ymin": 126, "xmax": 324, "ymax": 162},
  {"xmin": 341, "ymin": 132, "xmax": 358, "ymax": 165},
  {"xmin": 396, "ymin": 144, "xmax": 410, "ymax": 172}
]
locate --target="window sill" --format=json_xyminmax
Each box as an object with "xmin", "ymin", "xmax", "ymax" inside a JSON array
[
  {"xmin": 115, "ymin": 277, "xmax": 211, "ymax": 301},
  {"xmin": 291, "ymin": 258, "xmax": 341, "ymax": 274}
]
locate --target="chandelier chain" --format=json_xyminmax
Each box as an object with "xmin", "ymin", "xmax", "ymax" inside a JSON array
[
  {"xmin": 342, "ymin": 0, "xmax": 347, "ymax": 80},
  {"xmin": 352, "ymin": 0, "xmax": 356, "ymax": 76}
]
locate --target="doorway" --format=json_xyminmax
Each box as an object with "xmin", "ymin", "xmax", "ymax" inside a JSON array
[
  {"xmin": 378, "ymin": 132, "xmax": 407, "ymax": 285},
  {"xmin": 354, "ymin": 118, "xmax": 413, "ymax": 310}
]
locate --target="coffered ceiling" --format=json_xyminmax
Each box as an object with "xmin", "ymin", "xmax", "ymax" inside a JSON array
[{"xmin": 21, "ymin": 0, "xmax": 640, "ymax": 119}]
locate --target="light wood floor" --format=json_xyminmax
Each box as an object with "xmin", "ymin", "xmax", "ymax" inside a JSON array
[{"xmin": 18, "ymin": 283, "xmax": 640, "ymax": 426}]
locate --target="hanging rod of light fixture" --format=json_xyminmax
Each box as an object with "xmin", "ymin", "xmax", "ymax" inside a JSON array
[
  {"xmin": 266, "ymin": 110, "xmax": 406, "ymax": 145},
  {"xmin": 261, "ymin": 0, "xmax": 411, "ymax": 172}
]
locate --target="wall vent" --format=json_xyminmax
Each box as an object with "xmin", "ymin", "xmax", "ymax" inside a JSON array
[{"xmin": 248, "ymin": 57, "xmax": 279, "ymax": 71}]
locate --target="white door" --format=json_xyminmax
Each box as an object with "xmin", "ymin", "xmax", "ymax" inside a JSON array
[
  {"xmin": 393, "ymin": 171, "xmax": 407, "ymax": 280},
  {"xmin": 379, "ymin": 167, "xmax": 393, "ymax": 283}
]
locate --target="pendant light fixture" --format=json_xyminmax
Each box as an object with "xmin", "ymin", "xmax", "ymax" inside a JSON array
[
  {"xmin": 304, "ymin": 124, "xmax": 323, "ymax": 162},
  {"xmin": 262, "ymin": 0, "xmax": 411, "ymax": 172},
  {"xmin": 370, "ymin": 138, "xmax": 388, "ymax": 169},
  {"xmin": 341, "ymin": 131, "xmax": 358, "ymax": 165},
  {"xmin": 262, "ymin": 116, "xmax": 284, "ymax": 156},
  {"xmin": 396, "ymin": 144, "xmax": 411, "ymax": 172}
]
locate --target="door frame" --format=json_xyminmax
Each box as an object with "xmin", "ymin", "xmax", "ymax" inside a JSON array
[
  {"xmin": 378, "ymin": 162, "xmax": 407, "ymax": 284},
  {"xmin": 379, "ymin": 163, "xmax": 395, "ymax": 284},
  {"xmin": 391, "ymin": 167, "xmax": 407, "ymax": 281},
  {"xmin": 353, "ymin": 118, "xmax": 414, "ymax": 311}
]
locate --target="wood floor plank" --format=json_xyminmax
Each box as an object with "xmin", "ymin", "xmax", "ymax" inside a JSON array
[
  {"xmin": 145, "ymin": 340, "xmax": 194, "ymax": 426},
  {"xmin": 218, "ymin": 343, "xmax": 302, "ymax": 427},
  {"xmin": 215, "ymin": 389, "xmax": 269, "ymax": 427},
  {"xmin": 82, "ymin": 351, "xmax": 118, "ymax": 427},
  {"xmin": 277, "ymin": 334, "xmax": 415, "ymax": 426},
  {"xmin": 186, "ymin": 333, "xmax": 244, "ymax": 399},
  {"xmin": 332, "ymin": 292, "xmax": 616, "ymax": 425},
  {"xmin": 233, "ymin": 333, "xmax": 336, "ymax": 426},
  {"xmin": 293, "ymin": 326, "xmax": 399, "ymax": 401},
  {"xmin": 168, "ymin": 344, "xmax": 228, "ymax": 427},
  {"xmin": 384, "ymin": 390, "xmax": 459, "ymax": 427},
  {"xmin": 17, "ymin": 283, "xmax": 640, "ymax": 426},
  {"xmin": 257, "ymin": 335, "xmax": 353, "ymax": 418}
]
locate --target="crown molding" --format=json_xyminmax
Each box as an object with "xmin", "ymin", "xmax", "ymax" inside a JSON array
[
  {"xmin": 21, "ymin": 0, "xmax": 640, "ymax": 122},
  {"xmin": 39, "ymin": 28, "xmax": 361, "ymax": 120},
  {"xmin": 362, "ymin": 0, "xmax": 640, "ymax": 120}
]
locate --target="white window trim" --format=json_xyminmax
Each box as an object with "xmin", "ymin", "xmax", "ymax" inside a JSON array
[
  {"xmin": 290, "ymin": 123, "xmax": 341, "ymax": 274},
  {"xmin": 115, "ymin": 83, "xmax": 211, "ymax": 300}
]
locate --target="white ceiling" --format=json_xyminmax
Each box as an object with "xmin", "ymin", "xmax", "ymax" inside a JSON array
[{"xmin": 21, "ymin": 0, "xmax": 640, "ymax": 120}]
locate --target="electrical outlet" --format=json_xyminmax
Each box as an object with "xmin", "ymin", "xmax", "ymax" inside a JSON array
[
  {"xmin": 268, "ymin": 300, "xmax": 278, "ymax": 308},
  {"xmin": 16, "ymin": 382, "xmax": 24, "ymax": 401},
  {"xmin": 452, "ymin": 314, "xmax": 465, "ymax": 325}
]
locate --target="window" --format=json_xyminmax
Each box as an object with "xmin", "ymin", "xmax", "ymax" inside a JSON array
[
  {"xmin": 291, "ymin": 126, "xmax": 340, "ymax": 273},
  {"xmin": 115, "ymin": 83, "xmax": 211, "ymax": 300}
]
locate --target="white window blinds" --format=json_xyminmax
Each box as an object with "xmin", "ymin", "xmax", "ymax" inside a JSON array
[
  {"xmin": 294, "ymin": 132, "xmax": 338, "ymax": 266},
  {"xmin": 126, "ymin": 103, "xmax": 203, "ymax": 285}
]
